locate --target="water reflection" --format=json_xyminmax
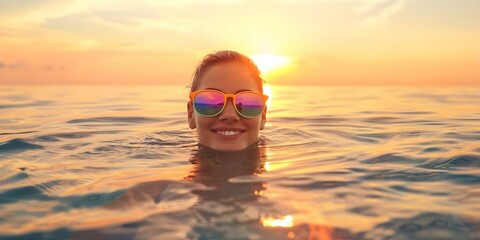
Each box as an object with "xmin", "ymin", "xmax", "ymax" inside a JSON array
[
  {"xmin": 184, "ymin": 142, "xmax": 281, "ymax": 239},
  {"xmin": 70, "ymin": 141, "xmax": 477, "ymax": 240},
  {"xmin": 183, "ymin": 143, "xmax": 345, "ymax": 239},
  {"xmin": 185, "ymin": 143, "xmax": 267, "ymax": 202},
  {"xmin": 262, "ymin": 215, "xmax": 294, "ymax": 228},
  {"xmin": 365, "ymin": 212, "xmax": 476, "ymax": 240},
  {"xmin": 74, "ymin": 142, "xmax": 299, "ymax": 239},
  {"xmin": 26, "ymin": 141, "xmax": 476, "ymax": 240}
]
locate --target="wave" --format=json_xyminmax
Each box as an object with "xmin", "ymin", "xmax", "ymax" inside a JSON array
[
  {"xmin": 67, "ymin": 116, "xmax": 160, "ymax": 124},
  {"xmin": 0, "ymin": 138, "xmax": 43, "ymax": 153},
  {"xmin": 361, "ymin": 153, "xmax": 425, "ymax": 165},
  {"xmin": 0, "ymin": 101, "xmax": 54, "ymax": 109},
  {"xmin": 34, "ymin": 130, "xmax": 123, "ymax": 141},
  {"xmin": 423, "ymin": 155, "xmax": 480, "ymax": 169},
  {"xmin": 0, "ymin": 131, "xmax": 36, "ymax": 136}
]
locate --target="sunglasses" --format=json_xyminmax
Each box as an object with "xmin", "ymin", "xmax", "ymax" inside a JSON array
[{"xmin": 190, "ymin": 90, "xmax": 268, "ymax": 118}]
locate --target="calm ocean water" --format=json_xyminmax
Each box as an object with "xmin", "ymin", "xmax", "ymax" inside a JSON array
[{"xmin": 0, "ymin": 85, "xmax": 479, "ymax": 240}]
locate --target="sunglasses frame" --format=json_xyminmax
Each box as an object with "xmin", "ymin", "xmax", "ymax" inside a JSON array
[{"xmin": 189, "ymin": 89, "xmax": 268, "ymax": 118}]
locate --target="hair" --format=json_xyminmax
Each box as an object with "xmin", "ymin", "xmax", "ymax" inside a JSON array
[{"xmin": 190, "ymin": 50, "xmax": 264, "ymax": 93}]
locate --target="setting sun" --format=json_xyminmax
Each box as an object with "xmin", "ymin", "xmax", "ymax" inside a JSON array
[{"xmin": 250, "ymin": 54, "xmax": 292, "ymax": 76}]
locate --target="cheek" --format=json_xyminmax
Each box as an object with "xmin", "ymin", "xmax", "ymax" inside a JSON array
[
  {"xmin": 195, "ymin": 115, "xmax": 215, "ymax": 128},
  {"xmin": 244, "ymin": 118, "xmax": 262, "ymax": 129}
]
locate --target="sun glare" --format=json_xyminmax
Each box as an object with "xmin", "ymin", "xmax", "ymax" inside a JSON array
[
  {"xmin": 250, "ymin": 54, "xmax": 291, "ymax": 76},
  {"xmin": 262, "ymin": 215, "xmax": 294, "ymax": 228}
]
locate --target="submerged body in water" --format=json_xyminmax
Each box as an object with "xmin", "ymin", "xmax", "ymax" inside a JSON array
[{"xmin": 0, "ymin": 85, "xmax": 479, "ymax": 239}]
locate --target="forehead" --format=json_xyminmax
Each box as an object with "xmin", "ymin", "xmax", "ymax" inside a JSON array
[{"xmin": 197, "ymin": 62, "xmax": 261, "ymax": 93}]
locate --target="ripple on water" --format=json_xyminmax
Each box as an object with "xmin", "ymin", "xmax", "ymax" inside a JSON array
[
  {"xmin": 258, "ymin": 127, "xmax": 324, "ymax": 148},
  {"xmin": 364, "ymin": 212, "xmax": 474, "ymax": 240},
  {"xmin": 422, "ymin": 155, "xmax": 480, "ymax": 170},
  {"xmin": 228, "ymin": 175, "xmax": 265, "ymax": 183},
  {"xmin": 0, "ymin": 185, "xmax": 53, "ymax": 204},
  {"xmin": 0, "ymin": 181, "xmax": 202, "ymax": 235},
  {"xmin": 443, "ymin": 132, "xmax": 480, "ymax": 141},
  {"xmin": 0, "ymin": 100, "xmax": 54, "ymax": 109},
  {"xmin": 34, "ymin": 130, "xmax": 123, "ymax": 141},
  {"xmin": 36, "ymin": 179, "xmax": 88, "ymax": 195},
  {"xmin": 361, "ymin": 169, "xmax": 448, "ymax": 182},
  {"xmin": 422, "ymin": 147, "xmax": 446, "ymax": 153},
  {"xmin": 363, "ymin": 116, "xmax": 401, "ymax": 124},
  {"xmin": 137, "ymin": 136, "xmax": 194, "ymax": 146},
  {"xmin": 0, "ymin": 131, "xmax": 37, "ymax": 136},
  {"xmin": 268, "ymin": 127, "xmax": 317, "ymax": 138},
  {"xmin": 279, "ymin": 180, "xmax": 353, "ymax": 190},
  {"xmin": 318, "ymin": 129, "xmax": 379, "ymax": 143},
  {"xmin": 390, "ymin": 184, "xmax": 425, "ymax": 194},
  {"xmin": 67, "ymin": 116, "xmax": 160, "ymax": 124},
  {"xmin": 348, "ymin": 205, "xmax": 379, "ymax": 217},
  {"xmin": 359, "ymin": 130, "xmax": 430, "ymax": 140},
  {"xmin": 52, "ymin": 190, "xmax": 125, "ymax": 212},
  {"xmin": 361, "ymin": 167, "xmax": 480, "ymax": 185},
  {"xmin": 60, "ymin": 143, "xmax": 91, "ymax": 151},
  {"xmin": 357, "ymin": 132, "xmax": 397, "ymax": 139},
  {"xmin": 0, "ymin": 172, "xmax": 29, "ymax": 185},
  {"xmin": 361, "ymin": 153, "xmax": 425, "ymax": 165},
  {"xmin": 0, "ymin": 138, "xmax": 43, "ymax": 154},
  {"xmin": 137, "ymin": 132, "xmax": 196, "ymax": 147},
  {"xmin": 273, "ymin": 116, "xmax": 348, "ymax": 123}
]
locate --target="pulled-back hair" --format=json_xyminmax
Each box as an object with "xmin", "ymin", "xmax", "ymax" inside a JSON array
[{"xmin": 190, "ymin": 50, "xmax": 264, "ymax": 93}]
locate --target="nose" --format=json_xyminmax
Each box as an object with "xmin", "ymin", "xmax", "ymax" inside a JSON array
[{"xmin": 219, "ymin": 98, "xmax": 240, "ymax": 123}]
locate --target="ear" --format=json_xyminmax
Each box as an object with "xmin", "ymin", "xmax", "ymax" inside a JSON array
[
  {"xmin": 187, "ymin": 101, "xmax": 196, "ymax": 129},
  {"xmin": 260, "ymin": 105, "xmax": 267, "ymax": 130}
]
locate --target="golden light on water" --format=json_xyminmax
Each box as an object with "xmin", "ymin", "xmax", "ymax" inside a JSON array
[
  {"xmin": 264, "ymin": 161, "xmax": 271, "ymax": 172},
  {"xmin": 262, "ymin": 161, "xmax": 292, "ymax": 172},
  {"xmin": 250, "ymin": 54, "xmax": 291, "ymax": 77},
  {"xmin": 254, "ymin": 190, "xmax": 264, "ymax": 196},
  {"xmin": 263, "ymin": 84, "xmax": 273, "ymax": 109},
  {"xmin": 262, "ymin": 215, "xmax": 294, "ymax": 228}
]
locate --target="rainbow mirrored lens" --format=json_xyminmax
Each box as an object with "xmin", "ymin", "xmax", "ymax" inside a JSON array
[
  {"xmin": 194, "ymin": 91, "xmax": 225, "ymax": 116},
  {"xmin": 235, "ymin": 92, "xmax": 264, "ymax": 117},
  {"xmin": 192, "ymin": 90, "xmax": 266, "ymax": 118}
]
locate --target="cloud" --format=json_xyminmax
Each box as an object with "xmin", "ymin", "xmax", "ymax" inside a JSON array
[
  {"xmin": 93, "ymin": 9, "xmax": 192, "ymax": 33},
  {"xmin": 44, "ymin": 65, "xmax": 66, "ymax": 71},
  {"xmin": 355, "ymin": 0, "xmax": 407, "ymax": 27},
  {"xmin": 0, "ymin": 60, "xmax": 66, "ymax": 72},
  {"xmin": 10, "ymin": 63, "xmax": 23, "ymax": 69},
  {"xmin": 4, "ymin": 1, "xmax": 194, "ymax": 41},
  {"xmin": 0, "ymin": 61, "xmax": 29, "ymax": 70}
]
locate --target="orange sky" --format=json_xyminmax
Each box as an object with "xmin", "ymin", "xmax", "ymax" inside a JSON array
[{"xmin": 1, "ymin": 0, "xmax": 479, "ymax": 86}]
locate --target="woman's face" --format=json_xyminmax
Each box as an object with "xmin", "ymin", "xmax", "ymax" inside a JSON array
[{"xmin": 188, "ymin": 62, "xmax": 266, "ymax": 151}]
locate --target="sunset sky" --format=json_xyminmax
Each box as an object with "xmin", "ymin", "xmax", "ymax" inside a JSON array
[{"xmin": 1, "ymin": 0, "xmax": 479, "ymax": 86}]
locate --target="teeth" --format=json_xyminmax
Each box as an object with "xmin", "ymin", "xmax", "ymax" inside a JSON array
[{"xmin": 217, "ymin": 130, "xmax": 241, "ymax": 136}]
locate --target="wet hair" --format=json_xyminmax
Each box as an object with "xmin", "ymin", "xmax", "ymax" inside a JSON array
[{"xmin": 190, "ymin": 50, "xmax": 264, "ymax": 93}]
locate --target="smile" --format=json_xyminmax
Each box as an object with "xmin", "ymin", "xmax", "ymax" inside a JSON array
[{"xmin": 213, "ymin": 130, "xmax": 244, "ymax": 136}]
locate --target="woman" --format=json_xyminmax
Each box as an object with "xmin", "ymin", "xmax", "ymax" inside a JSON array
[{"xmin": 187, "ymin": 50, "xmax": 268, "ymax": 151}]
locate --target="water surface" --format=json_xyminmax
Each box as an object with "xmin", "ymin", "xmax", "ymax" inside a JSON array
[{"xmin": 0, "ymin": 85, "xmax": 479, "ymax": 240}]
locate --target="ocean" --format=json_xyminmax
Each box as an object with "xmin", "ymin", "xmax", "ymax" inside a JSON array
[{"xmin": 0, "ymin": 85, "xmax": 479, "ymax": 240}]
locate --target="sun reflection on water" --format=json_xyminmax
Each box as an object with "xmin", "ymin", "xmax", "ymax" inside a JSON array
[
  {"xmin": 264, "ymin": 161, "xmax": 271, "ymax": 171},
  {"xmin": 263, "ymin": 84, "xmax": 273, "ymax": 109},
  {"xmin": 262, "ymin": 215, "xmax": 294, "ymax": 228}
]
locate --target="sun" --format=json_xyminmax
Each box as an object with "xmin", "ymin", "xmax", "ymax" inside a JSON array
[{"xmin": 250, "ymin": 53, "xmax": 291, "ymax": 76}]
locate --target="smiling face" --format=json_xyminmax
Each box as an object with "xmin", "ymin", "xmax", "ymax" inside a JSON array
[{"xmin": 188, "ymin": 62, "xmax": 267, "ymax": 151}]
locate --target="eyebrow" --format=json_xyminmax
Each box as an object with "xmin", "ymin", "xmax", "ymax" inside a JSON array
[{"xmin": 205, "ymin": 88, "xmax": 253, "ymax": 94}]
